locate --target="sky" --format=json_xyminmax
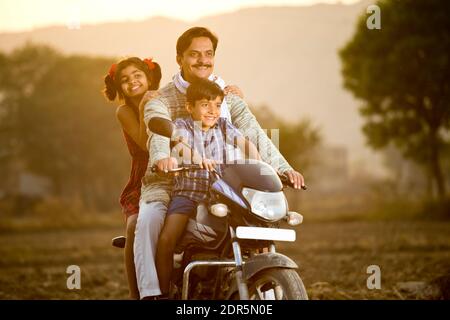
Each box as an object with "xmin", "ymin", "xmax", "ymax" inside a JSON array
[{"xmin": 0, "ymin": 0, "xmax": 360, "ymax": 33}]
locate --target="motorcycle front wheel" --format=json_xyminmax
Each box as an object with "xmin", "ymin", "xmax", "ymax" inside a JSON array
[{"xmin": 247, "ymin": 268, "xmax": 308, "ymax": 300}]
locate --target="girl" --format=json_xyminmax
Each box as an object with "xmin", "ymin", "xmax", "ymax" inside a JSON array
[
  {"xmin": 103, "ymin": 57, "xmax": 244, "ymax": 299},
  {"xmin": 103, "ymin": 57, "xmax": 162, "ymax": 299}
]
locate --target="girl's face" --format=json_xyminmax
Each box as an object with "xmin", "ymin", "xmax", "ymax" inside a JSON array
[{"xmin": 119, "ymin": 64, "xmax": 150, "ymax": 98}]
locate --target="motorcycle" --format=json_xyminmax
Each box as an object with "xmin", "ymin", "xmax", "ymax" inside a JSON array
[{"xmin": 112, "ymin": 117, "xmax": 308, "ymax": 300}]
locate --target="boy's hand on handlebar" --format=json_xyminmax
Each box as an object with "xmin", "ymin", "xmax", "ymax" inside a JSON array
[
  {"xmin": 199, "ymin": 158, "xmax": 217, "ymax": 172},
  {"xmin": 284, "ymin": 169, "xmax": 305, "ymax": 190},
  {"xmin": 155, "ymin": 157, "xmax": 178, "ymax": 173}
]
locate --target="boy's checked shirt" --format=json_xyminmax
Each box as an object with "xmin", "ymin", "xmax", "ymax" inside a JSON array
[{"xmin": 171, "ymin": 117, "xmax": 242, "ymax": 202}]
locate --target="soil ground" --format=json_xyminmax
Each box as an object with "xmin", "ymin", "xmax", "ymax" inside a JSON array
[{"xmin": 1, "ymin": 220, "xmax": 449, "ymax": 299}]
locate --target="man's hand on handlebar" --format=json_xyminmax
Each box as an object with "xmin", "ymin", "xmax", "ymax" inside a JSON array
[{"xmin": 283, "ymin": 169, "xmax": 306, "ymax": 190}]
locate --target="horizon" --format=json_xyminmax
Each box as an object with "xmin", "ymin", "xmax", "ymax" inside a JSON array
[{"xmin": 0, "ymin": 0, "xmax": 361, "ymax": 33}]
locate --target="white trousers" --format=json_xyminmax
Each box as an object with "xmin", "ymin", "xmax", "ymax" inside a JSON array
[{"xmin": 134, "ymin": 200, "xmax": 167, "ymax": 298}]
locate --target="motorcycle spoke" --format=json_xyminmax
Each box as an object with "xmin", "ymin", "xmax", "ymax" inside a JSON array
[
  {"xmin": 254, "ymin": 284, "xmax": 284, "ymax": 300},
  {"xmin": 263, "ymin": 288, "xmax": 276, "ymax": 300},
  {"xmin": 255, "ymin": 286, "xmax": 265, "ymax": 300},
  {"xmin": 249, "ymin": 276, "xmax": 290, "ymax": 300},
  {"xmin": 274, "ymin": 285, "xmax": 284, "ymax": 300}
]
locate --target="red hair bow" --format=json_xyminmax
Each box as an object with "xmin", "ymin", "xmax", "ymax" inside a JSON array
[
  {"xmin": 109, "ymin": 63, "xmax": 117, "ymax": 79},
  {"xmin": 143, "ymin": 58, "xmax": 155, "ymax": 70}
]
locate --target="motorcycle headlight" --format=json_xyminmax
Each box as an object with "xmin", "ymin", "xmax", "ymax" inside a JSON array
[{"xmin": 241, "ymin": 188, "xmax": 287, "ymax": 221}]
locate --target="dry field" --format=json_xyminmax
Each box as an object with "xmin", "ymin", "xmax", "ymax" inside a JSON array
[{"xmin": 0, "ymin": 220, "xmax": 449, "ymax": 299}]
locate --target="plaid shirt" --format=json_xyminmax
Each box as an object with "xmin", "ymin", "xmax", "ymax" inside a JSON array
[{"xmin": 171, "ymin": 117, "xmax": 242, "ymax": 202}]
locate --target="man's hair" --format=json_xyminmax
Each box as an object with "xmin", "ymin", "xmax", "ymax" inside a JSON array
[
  {"xmin": 186, "ymin": 79, "xmax": 224, "ymax": 105},
  {"xmin": 176, "ymin": 27, "xmax": 218, "ymax": 56}
]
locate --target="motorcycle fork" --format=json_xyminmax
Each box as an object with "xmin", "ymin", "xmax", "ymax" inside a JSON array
[{"xmin": 229, "ymin": 226, "xmax": 249, "ymax": 300}]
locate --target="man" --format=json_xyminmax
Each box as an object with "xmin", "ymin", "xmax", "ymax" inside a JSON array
[{"xmin": 134, "ymin": 26, "xmax": 305, "ymax": 299}]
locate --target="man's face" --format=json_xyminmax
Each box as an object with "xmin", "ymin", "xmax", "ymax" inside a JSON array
[{"xmin": 177, "ymin": 37, "xmax": 215, "ymax": 83}]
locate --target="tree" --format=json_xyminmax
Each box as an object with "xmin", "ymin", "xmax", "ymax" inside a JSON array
[
  {"xmin": 251, "ymin": 105, "xmax": 321, "ymax": 175},
  {"xmin": 0, "ymin": 44, "xmax": 60, "ymax": 166},
  {"xmin": 339, "ymin": 0, "xmax": 450, "ymax": 198},
  {"xmin": 0, "ymin": 44, "xmax": 130, "ymax": 211},
  {"xmin": 250, "ymin": 105, "xmax": 321, "ymax": 210}
]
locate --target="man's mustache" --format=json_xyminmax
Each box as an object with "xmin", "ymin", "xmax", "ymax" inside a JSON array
[{"xmin": 193, "ymin": 64, "xmax": 212, "ymax": 68}]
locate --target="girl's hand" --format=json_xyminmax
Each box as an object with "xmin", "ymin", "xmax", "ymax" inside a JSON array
[
  {"xmin": 139, "ymin": 90, "xmax": 160, "ymax": 112},
  {"xmin": 199, "ymin": 158, "xmax": 217, "ymax": 172},
  {"xmin": 224, "ymin": 85, "xmax": 244, "ymax": 99}
]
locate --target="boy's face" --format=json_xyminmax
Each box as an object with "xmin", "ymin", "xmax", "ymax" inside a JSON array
[{"xmin": 187, "ymin": 96, "xmax": 222, "ymax": 130}]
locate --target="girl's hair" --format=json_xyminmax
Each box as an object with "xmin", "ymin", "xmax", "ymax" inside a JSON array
[{"xmin": 103, "ymin": 57, "xmax": 162, "ymax": 105}]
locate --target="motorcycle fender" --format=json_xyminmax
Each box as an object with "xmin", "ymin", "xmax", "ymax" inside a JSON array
[{"xmin": 242, "ymin": 252, "xmax": 298, "ymax": 281}]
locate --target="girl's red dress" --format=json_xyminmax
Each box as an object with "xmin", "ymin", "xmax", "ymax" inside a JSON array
[{"xmin": 119, "ymin": 125, "xmax": 149, "ymax": 218}]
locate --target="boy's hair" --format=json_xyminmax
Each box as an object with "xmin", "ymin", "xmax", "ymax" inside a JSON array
[
  {"xmin": 103, "ymin": 57, "xmax": 162, "ymax": 104},
  {"xmin": 176, "ymin": 27, "xmax": 218, "ymax": 57},
  {"xmin": 186, "ymin": 79, "xmax": 224, "ymax": 106}
]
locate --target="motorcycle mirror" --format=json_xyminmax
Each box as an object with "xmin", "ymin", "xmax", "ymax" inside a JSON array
[{"xmin": 148, "ymin": 117, "xmax": 174, "ymax": 138}]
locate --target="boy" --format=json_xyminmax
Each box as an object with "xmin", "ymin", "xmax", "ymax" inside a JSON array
[{"xmin": 155, "ymin": 79, "xmax": 260, "ymax": 298}]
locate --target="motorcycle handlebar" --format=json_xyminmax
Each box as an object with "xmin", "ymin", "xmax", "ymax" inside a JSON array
[
  {"xmin": 151, "ymin": 164, "xmax": 205, "ymax": 174},
  {"xmin": 151, "ymin": 165, "xmax": 307, "ymax": 190}
]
